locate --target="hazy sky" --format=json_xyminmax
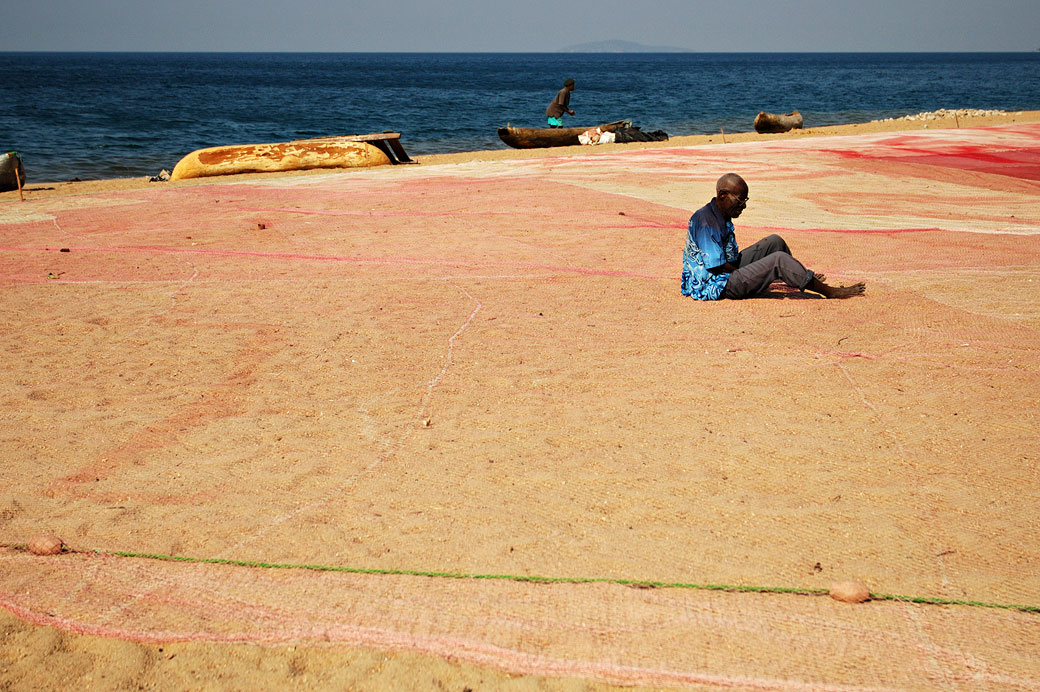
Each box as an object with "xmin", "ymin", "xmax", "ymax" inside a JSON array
[{"xmin": 4, "ymin": 0, "xmax": 1039, "ymax": 52}]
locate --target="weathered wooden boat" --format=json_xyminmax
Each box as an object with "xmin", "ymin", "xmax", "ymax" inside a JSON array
[
  {"xmin": 0, "ymin": 151, "xmax": 25, "ymax": 192},
  {"xmin": 497, "ymin": 121, "xmax": 629, "ymax": 149},
  {"xmin": 170, "ymin": 132, "xmax": 415, "ymax": 181},
  {"xmin": 753, "ymin": 111, "xmax": 803, "ymax": 134}
]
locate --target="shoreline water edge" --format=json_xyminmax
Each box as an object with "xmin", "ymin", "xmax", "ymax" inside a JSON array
[
  {"xmin": 3, "ymin": 108, "xmax": 1039, "ymax": 201},
  {"xmin": 3, "ymin": 51, "xmax": 1039, "ymax": 183}
]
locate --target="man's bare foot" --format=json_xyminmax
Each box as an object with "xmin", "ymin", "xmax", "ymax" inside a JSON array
[
  {"xmin": 809, "ymin": 278, "xmax": 866, "ymax": 299},
  {"xmin": 824, "ymin": 282, "xmax": 866, "ymax": 298}
]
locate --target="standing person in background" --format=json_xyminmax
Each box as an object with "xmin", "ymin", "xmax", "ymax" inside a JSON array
[{"xmin": 546, "ymin": 78, "xmax": 576, "ymax": 128}]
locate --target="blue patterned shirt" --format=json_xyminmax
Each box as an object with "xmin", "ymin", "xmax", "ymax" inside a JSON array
[{"xmin": 681, "ymin": 199, "xmax": 740, "ymax": 301}]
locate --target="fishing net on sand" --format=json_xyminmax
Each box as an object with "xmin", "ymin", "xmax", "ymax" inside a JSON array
[{"xmin": 2, "ymin": 124, "xmax": 1040, "ymax": 689}]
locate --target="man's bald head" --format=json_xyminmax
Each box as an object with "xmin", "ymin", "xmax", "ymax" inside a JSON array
[
  {"xmin": 715, "ymin": 173, "xmax": 749, "ymax": 220},
  {"xmin": 716, "ymin": 173, "xmax": 747, "ymax": 195}
]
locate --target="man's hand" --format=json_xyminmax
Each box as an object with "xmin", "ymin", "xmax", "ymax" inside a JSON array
[{"xmin": 711, "ymin": 261, "xmax": 739, "ymax": 274}]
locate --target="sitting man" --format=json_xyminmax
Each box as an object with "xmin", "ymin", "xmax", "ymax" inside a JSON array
[{"xmin": 681, "ymin": 173, "xmax": 866, "ymax": 300}]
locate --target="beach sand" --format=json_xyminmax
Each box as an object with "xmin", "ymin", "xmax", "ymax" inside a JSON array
[{"xmin": 2, "ymin": 111, "xmax": 1040, "ymax": 691}]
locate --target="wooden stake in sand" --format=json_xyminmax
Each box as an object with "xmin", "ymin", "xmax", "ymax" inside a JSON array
[
  {"xmin": 721, "ymin": 128, "xmax": 727, "ymax": 144},
  {"xmin": 15, "ymin": 163, "xmax": 24, "ymax": 202}
]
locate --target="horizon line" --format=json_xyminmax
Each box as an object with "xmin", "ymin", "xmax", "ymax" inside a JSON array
[{"xmin": 2, "ymin": 48, "xmax": 1039, "ymax": 54}]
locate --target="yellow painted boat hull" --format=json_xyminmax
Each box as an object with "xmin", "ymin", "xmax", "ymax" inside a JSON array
[{"xmin": 170, "ymin": 136, "xmax": 392, "ymax": 180}]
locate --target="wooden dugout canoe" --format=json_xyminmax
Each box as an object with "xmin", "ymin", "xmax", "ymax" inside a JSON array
[
  {"xmin": 169, "ymin": 133, "xmax": 410, "ymax": 180},
  {"xmin": 497, "ymin": 120, "xmax": 629, "ymax": 149},
  {"xmin": 0, "ymin": 151, "xmax": 26, "ymax": 192},
  {"xmin": 753, "ymin": 110, "xmax": 803, "ymax": 134}
]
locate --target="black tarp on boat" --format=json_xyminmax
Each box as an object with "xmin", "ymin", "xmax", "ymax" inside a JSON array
[{"xmin": 613, "ymin": 126, "xmax": 669, "ymax": 143}]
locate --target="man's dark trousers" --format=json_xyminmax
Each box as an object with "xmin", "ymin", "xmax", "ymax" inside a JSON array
[{"xmin": 720, "ymin": 234, "xmax": 815, "ymax": 299}]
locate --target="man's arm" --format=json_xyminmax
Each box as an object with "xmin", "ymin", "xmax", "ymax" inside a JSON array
[
  {"xmin": 709, "ymin": 231, "xmax": 740, "ymax": 273},
  {"xmin": 706, "ymin": 242, "xmax": 739, "ymax": 274},
  {"xmin": 690, "ymin": 223, "xmax": 731, "ymax": 274}
]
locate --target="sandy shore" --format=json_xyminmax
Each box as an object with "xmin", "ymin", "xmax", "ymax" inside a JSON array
[
  {"xmin": 5, "ymin": 110, "xmax": 1039, "ymax": 200},
  {"xmin": 2, "ymin": 111, "xmax": 1039, "ymax": 691}
]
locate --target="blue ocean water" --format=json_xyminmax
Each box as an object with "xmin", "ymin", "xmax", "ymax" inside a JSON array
[{"xmin": 1, "ymin": 52, "xmax": 1038, "ymax": 182}]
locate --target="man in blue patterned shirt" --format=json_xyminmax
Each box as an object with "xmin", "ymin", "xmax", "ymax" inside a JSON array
[{"xmin": 681, "ymin": 174, "xmax": 866, "ymax": 300}]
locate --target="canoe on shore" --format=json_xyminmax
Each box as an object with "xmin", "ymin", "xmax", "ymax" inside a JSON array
[
  {"xmin": 0, "ymin": 151, "xmax": 25, "ymax": 192},
  {"xmin": 497, "ymin": 121, "xmax": 629, "ymax": 149},
  {"xmin": 170, "ymin": 133, "xmax": 414, "ymax": 180},
  {"xmin": 754, "ymin": 110, "xmax": 803, "ymax": 134}
]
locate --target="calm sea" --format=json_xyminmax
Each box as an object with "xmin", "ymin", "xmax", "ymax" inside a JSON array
[{"xmin": 1, "ymin": 52, "xmax": 1038, "ymax": 182}]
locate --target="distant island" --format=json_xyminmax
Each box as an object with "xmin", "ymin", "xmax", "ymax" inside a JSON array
[{"xmin": 557, "ymin": 39, "xmax": 690, "ymax": 53}]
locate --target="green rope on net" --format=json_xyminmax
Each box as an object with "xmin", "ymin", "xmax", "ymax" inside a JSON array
[{"xmin": 77, "ymin": 548, "xmax": 1038, "ymax": 614}]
